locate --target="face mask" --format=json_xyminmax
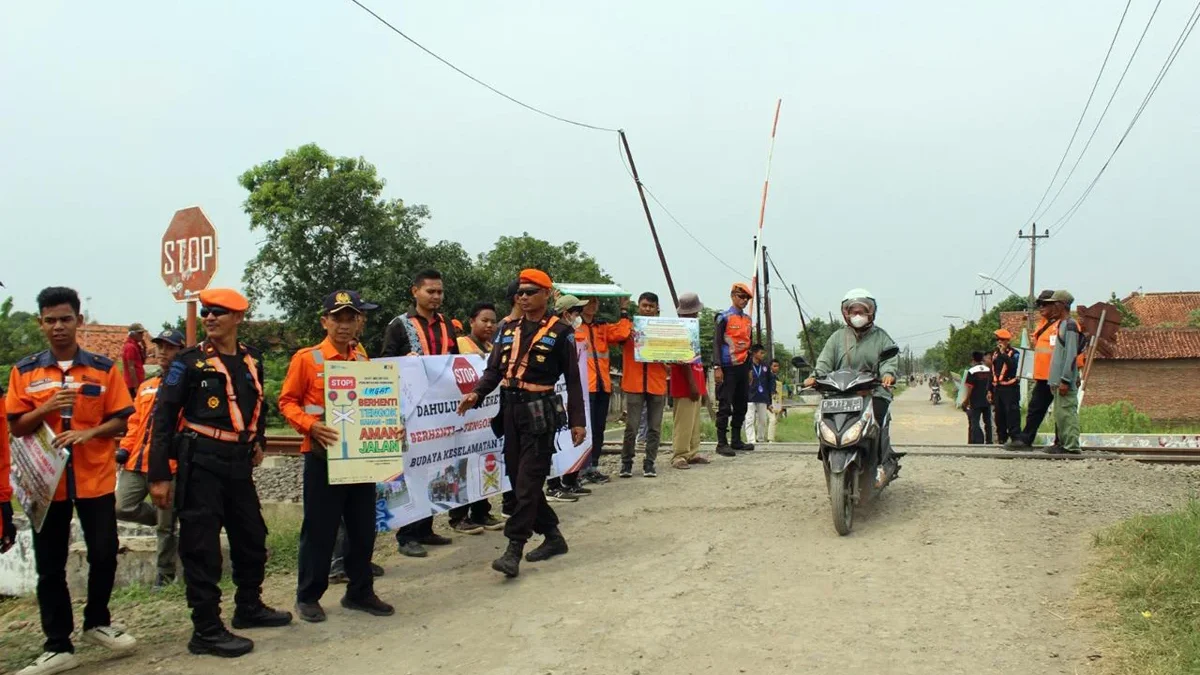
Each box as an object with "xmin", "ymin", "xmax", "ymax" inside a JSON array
[
  {"xmin": 571, "ymin": 316, "xmax": 582, "ymax": 329},
  {"xmin": 849, "ymin": 314, "xmax": 870, "ymax": 329}
]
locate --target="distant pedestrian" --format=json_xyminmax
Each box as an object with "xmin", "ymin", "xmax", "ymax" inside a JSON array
[
  {"xmin": 962, "ymin": 351, "xmax": 993, "ymax": 444},
  {"xmin": 991, "ymin": 329, "xmax": 1021, "ymax": 444},
  {"xmin": 669, "ymin": 292, "xmax": 709, "ymax": 470},
  {"xmin": 768, "ymin": 358, "xmax": 784, "ymax": 441},
  {"xmin": 714, "ymin": 282, "xmax": 755, "ymax": 456},
  {"xmin": 122, "ymin": 323, "xmax": 147, "ymax": 397},
  {"xmin": 744, "ymin": 345, "xmax": 774, "ymax": 444},
  {"xmin": 1044, "ymin": 290, "xmax": 1082, "ymax": 454},
  {"xmin": 619, "ymin": 292, "xmax": 668, "ymax": 477}
]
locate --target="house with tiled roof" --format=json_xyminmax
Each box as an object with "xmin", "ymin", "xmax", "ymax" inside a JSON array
[{"xmin": 999, "ymin": 291, "xmax": 1200, "ymax": 422}]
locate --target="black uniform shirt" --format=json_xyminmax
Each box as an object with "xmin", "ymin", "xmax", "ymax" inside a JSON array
[
  {"xmin": 381, "ymin": 312, "xmax": 458, "ymax": 357},
  {"xmin": 474, "ymin": 315, "xmax": 585, "ymax": 428}
]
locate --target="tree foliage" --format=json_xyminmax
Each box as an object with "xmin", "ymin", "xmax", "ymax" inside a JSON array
[
  {"xmin": 0, "ymin": 297, "xmax": 45, "ymax": 388},
  {"xmin": 1110, "ymin": 292, "xmax": 1142, "ymax": 328},
  {"xmin": 1189, "ymin": 309, "xmax": 1200, "ymax": 329},
  {"xmin": 797, "ymin": 315, "xmax": 840, "ymax": 366}
]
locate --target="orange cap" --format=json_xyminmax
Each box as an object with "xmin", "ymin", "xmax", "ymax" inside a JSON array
[
  {"xmin": 731, "ymin": 282, "xmax": 753, "ymax": 297},
  {"xmin": 451, "ymin": 319, "xmax": 463, "ymax": 330},
  {"xmin": 994, "ymin": 329, "xmax": 1012, "ymax": 340},
  {"xmin": 198, "ymin": 288, "xmax": 250, "ymax": 312},
  {"xmin": 519, "ymin": 269, "xmax": 553, "ymax": 289}
]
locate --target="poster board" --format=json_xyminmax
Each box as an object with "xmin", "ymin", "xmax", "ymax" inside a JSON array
[
  {"xmin": 9, "ymin": 424, "xmax": 69, "ymax": 532},
  {"xmin": 324, "ymin": 360, "xmax": 406, "ymax": 485},
  {"xmin": 632, "ymin": 316, "xmax": 701, "ymax": 364},
  {"xmin": 554, "ymin": 283, "xmax": 627, "ymax": 298}
]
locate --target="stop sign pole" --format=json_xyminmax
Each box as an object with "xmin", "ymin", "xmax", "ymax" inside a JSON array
[{"xmin": 161, "ymin": 206, "xmax": 219, "ymax": 345}]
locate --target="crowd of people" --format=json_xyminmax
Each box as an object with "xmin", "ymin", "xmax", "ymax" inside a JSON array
[{"xmin": 0, "ymin": 271, "xmax": 770, "ymax": 674}]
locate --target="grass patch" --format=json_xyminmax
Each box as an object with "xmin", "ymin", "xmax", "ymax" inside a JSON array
[
  {"xmin": 651, "ymin": 406, "xmax": 816, "ymax": 444},
  {"xmin": 1085, "ymin": 501, "xmax": 1200, "ymax": 674},
  {"xmin": 265, "ymin": 510, "xmax": 303, "ymax": 575},
  {"xmin": 1034, "ymin": 401, "xmax": 1200, "ymax": 436}
]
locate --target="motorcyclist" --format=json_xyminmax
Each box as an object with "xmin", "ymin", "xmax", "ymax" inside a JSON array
[{"xmin": 803, "ymin": 289, "xmax": 900, "ymax": 459}]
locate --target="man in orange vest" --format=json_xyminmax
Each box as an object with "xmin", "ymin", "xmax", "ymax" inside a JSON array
[
  {"xmin": 149, "ymin": 288, "xmax": 293, "ymax": 658},
  {"xmin": 618, "ymin": 292, "xmax": 669, "ymax": 477},
  {"xmin": 574, "ymin": 295, "xmax": 631, "ymax": 484},
  {"xmin": 115, "ymin": 329, "xmax": 184, "ymax": 589},
  {"xmin": 280, "ymin": 290, "xmax": 394, "ymax": 624},
  {"xmin": 714, "ymin": 282, "xmax": 755, "ymax": 456},
  {"xmin": 381, "ymin": 269, "xmax": 457, "ymax": 557},
  {"xmin": 1010, "ymin": 290, "xmax": 1059, "ymax": 449},
  {"xmin": 0, "ymin": 398, "xmax": 12, "ymax": 556},
  {"xmin": 1044, "ymin": 290, "xmax": 1082, "ymax": 454},
  {"xmin": 8, "ymin": 286, "xmax": 138, "ymax": 674},
  {"xmin": 991, "ymin": 329, "xmax": 1021, "ymax": 444}
]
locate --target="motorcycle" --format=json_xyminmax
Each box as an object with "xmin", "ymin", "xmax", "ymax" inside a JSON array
[
  {"xmin": 930, "ymin": 385, "xmax": 941, "ymax": 405},
  {"xmin": 796, "ymin": 345, "xmax": 902, "ymax": 536}
]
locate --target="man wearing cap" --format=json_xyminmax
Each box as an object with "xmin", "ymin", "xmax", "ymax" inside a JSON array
[
  {"xmin": 546, "ymin": 294, "xmax": 590, "ymax": 500},
  {"xmin": 1044, "ymin": 291, "xmax": 1082, "ymax": 454},
  {"xmin": 149, "ymin": 288, "xmax": 292, "ymax": 658},
  {"xmin": 575, "ymin": 294, "xmax": 631, "ymax": 484},
  {"xmin": 713, "ymin": 282, "xmax": 755, "ymax": 456},
  {"xmin": 457, "ymin": 269, "xmax": 587, "ymax": 578},
  {"xmin": 280, "ymin": 291, "xmax": 394, "ymax": 623},
  {"xmin": 115, "ymin": 329, "xmax": 185, "ymax": 589},
  {"xmin": 991, "ymin": 329, "xmax": 1021, "ymax": 444},
  {"xmin": 122, "ymin": 323, "xmax": 147, "ymax": 398},
  {"xmin": 1011, "ymin": 289, "xmax": 1062, "ymax": 449}
]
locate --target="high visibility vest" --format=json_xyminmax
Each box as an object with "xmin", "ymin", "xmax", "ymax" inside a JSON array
[
  {"xmin": 1032, "ymin": 319, "xmax": 1060, "ymax": 381},
  {"xmin": 723, "ymin": 310, "xmax": 753, "ymax": 366}
]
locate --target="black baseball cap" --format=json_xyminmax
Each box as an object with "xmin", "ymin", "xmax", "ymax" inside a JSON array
[
  {"xmin": 323, "ymin": 290, "xmax": 379, "ymax": 314},
  {"xmin": 152, "ymin": 329, "xmax": 185, "ymax": 347}
]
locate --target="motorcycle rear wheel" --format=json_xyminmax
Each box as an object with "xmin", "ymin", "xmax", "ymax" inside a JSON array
[{"xmin": 829, "ymin": 470, "xmax": 854, "ymax": 536}]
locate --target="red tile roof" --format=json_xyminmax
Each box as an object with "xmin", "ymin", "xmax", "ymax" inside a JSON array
[
  {"xmin": 999, "ymin": 312, "xmax": 1034, "ymax": 344},
  {"xmin": 78, "ymin": 324, "xmax": 139, "ymax": 363},
  {"xmin": 1122, "ymin": 292, "xmax": 1200, "ymax": 327},
  {"xmin": 1102, "ymin": 328, "xmax": 1200, "ymax": 360}
]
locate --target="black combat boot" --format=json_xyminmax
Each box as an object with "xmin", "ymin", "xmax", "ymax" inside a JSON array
[
  {"xmin": 188, "ymin": 627, "xmax": 255, "ymax": 658},
  {"xmin": 525, "ymin": 529, "xmax": 569, "ymax": 562},
  {"xmin": 731, "ymin": 429, "xmax": 754, "ymax": 452},
  {"xmin": 492, "ymin": 540, "xmax": 524, "ymax": 578},
  {"xmin": 715, "ymin": 428, "xmax": 735, "ymax": 457},
  {"xmin": 231, "ymin": 601, "xmax": 293, "ymax": 629}
]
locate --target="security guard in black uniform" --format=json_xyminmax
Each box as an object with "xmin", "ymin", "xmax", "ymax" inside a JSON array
[
  {"xmin": 149, "ymin": 288, "xmax": 292, "ymax": 658},
  {"xmin": 457, "ymin": 269, "xmax": 587, "ymax": 578}
]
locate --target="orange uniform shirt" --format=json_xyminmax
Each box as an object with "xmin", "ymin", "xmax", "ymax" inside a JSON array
[
  {"xmin": 119, "ymin": 377, "xmax": 177, "ymax": 475},
  {"xmin": 279, "ymin": 338, "xmax": 368, "ymax": 454},
  {"xmin": 6, "ymin": 349, "xmax": 134, "ymax": 501},
  {"xmin": 0, "ymin": 398, "xmax": 11, "ymax": 540},
  {"xmin": 576, "ymin": 317, "xmax": 631, "ymax": 393},
  {"xmin": 620, "ymin": 334, "xmax": 669, "ymax": 396}
]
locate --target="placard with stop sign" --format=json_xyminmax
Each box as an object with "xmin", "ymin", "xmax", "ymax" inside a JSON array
[
  {"xmin": 321, "ymin": 360, "xmax": 404, "ymax": 485},
  {"xmin": 161, "ymin": 206, "xmax": 219, "ymax": 301},
  {"xmin": 452, "ymin": 357, "xmax": 480, "ymax": 395}
]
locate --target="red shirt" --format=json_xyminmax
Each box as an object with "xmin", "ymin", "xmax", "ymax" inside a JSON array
[
  {"xmin": 669, "ymin": 361, "xmax": 706, "ymax": 399},
  {"xmin": 122, "ymin": 337, "xmax": 145, "ymax": 388}
]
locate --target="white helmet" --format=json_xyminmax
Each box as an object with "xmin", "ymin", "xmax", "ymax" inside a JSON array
[{"xmin": 841, "ymin": 288, "xmax": 877, "ymax": 315}]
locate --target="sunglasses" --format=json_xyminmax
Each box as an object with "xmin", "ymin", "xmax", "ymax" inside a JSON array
[
  {"xmin": 199, "ymin": 307, "xmax": 231, "ymax": 318},
  {"xmin": 734, "ymin": 293, "xmax": 752, "ymax": 301},
  {"xmin": 515, "ymin": 288, "xmax": 544, "ymax": 297}
]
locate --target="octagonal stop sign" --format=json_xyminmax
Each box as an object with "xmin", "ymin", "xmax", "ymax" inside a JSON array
[{"xmin": 161, "ymin": 206, "xmax": 218, "ymax": 301}]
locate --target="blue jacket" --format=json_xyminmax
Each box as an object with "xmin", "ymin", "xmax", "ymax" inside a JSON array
[{"xmin": 748, "ymin": 362, "xmax": 775, "ymax": 404}]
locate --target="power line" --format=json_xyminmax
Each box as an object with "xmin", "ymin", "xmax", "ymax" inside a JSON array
[
  {"xmin": 1032, "ymin": 0, "xmax": 1165, "ymax": 224},
  {"xmin": 346, "ymin": 0, "xmax": 619, "ymax": 133},
  {"xmin": 1048, "ymin": 0, "xmax": 1200, "ymax": 236},
  {"xmin": 1020, "ymin": 0, "xmax": 1134, "ymax": 228}
]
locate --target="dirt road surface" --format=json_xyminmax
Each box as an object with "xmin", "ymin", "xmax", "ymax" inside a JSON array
[{"xmin": 89, "ymin": 389, "xmax": 1200, "ymax": 675}]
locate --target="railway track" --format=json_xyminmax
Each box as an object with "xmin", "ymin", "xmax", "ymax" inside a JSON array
[{"xmin": 262, "ymin": 436, "xmax": 1200, "ymax": 464}]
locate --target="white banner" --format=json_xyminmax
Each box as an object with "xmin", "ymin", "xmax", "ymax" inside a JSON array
[{"xmin": 372, "ymin": 346, "xmax": 591, "ymax": 531}]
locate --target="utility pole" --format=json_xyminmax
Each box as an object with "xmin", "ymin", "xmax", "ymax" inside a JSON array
[
  {"xmin": 753, "ymin": 237, "xmax": 763, "ymax": 345},
  {"xmin": 974, "ymin": 289, "xmax": 993, "ymax": 317},
  {"xmin": 618, "ymin": 130, "xmax": 678, "ymax": 308},
  {"xmin": 762, "ymin": 246, "xmax": 774, "ymax": 362},
  {"xmin": 1018, "ymin": 226, "xmax": 1050, "ymax": 333}
]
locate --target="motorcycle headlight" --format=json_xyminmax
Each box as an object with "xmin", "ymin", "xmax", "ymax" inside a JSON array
[
  {"xmin": 819, "ymin": 419, "xmax": 839, "ymax": 445},
  {"xmin": 841, "ymin": 419, "xmax": 866, "ymax": 446}
]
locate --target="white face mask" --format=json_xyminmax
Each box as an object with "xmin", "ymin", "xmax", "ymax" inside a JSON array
[
  {"xmin": 849, "ymin": 314, "xmax": 870, "ymax": 329},
  {"xmin": 571, "ymin": 316, "xmax": 583, "ymax": 329}
]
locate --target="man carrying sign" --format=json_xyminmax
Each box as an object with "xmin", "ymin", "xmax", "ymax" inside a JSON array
[
  {"xmin": 280, "ymin": 291, "xmax": 394, "ymax": 624},
  {"xmin": 457, "ymin": 269, "xmax": 587, "ymax": 579}
]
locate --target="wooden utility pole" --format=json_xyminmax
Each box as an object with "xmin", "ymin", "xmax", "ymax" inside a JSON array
[
  {"xmin": 618, "ymin": 129, "xmax": 678, "ymax": 308},
  {"xmin": 753, "ymin": 237, "xmax": 763, "ymax": 345},
  {"xmin": 762, "ymin": 245, "xmax": 774, "ymax": 362},
  {"xmin": 1019, "ymin": 226, "xmax": 1050, "ymax": 332}
]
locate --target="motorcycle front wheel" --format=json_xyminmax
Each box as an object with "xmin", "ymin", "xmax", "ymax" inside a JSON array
[{"xmin": 829, "ymin": 470, "xmax": 854, "ymax": 536}]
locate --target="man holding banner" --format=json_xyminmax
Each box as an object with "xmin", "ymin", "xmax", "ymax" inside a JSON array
[
  {"xmin": 280, "ymin": 290, "xmax": 394, "ymax": 624},
  {"xmin": 457, "ymin": 269, "xmax": 587, "ymax": 578}
]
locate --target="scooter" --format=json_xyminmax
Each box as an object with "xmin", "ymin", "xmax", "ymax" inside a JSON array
[
  {"xmin": 930, "ymin": 385, "xmax": 941, "ymax": 405},
  {"xmin": 798, "ymin": 345, "xmax": 902, "ymax": 536}
]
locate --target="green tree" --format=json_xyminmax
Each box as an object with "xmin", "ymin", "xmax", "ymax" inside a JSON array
[
  {"xmin": 1110, "ymin": 292, "xmax": 1141, "ymax": 328},
  {"xmin": 922, "ymin": 341, "xmax": 948, "ymax": 374},
  {"xmin": 0, "ymin": 297, "xmax": 45, "ymax": 386},
  {"xmin": 797, "ymin": 315, "xmax": 840, "ymax": 365},
  {"xmin": 1189, "ymin": 309, "xmax": 1200, "ymax": 328}
]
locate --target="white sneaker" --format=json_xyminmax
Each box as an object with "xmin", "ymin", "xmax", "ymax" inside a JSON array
[
  {"xmin": 17, "ymin": 652, "xmax": 79, "ymax": 675},
  {"xmin": 81, "ymin": 626, "xmax": 137, "ymax": 652}
]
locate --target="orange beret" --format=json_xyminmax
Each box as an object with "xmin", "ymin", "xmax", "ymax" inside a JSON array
[
  {"xmin": 451, "ymin": 319, "xmax": 463, "ymax": 330},
  {"xmin": 994, "ymin": 329, "xmax": 1013, "ymax": 340},
  {"xmin": 731, "ymin": 282, "xmax": 753, "ymax": 297},
  {"xmin": 198, "ymin": 288, "xmax": 249, "ymax": 312},
  {"xmin": 519, "ymin": 269, "xmax": 553, "ymax": 289}
]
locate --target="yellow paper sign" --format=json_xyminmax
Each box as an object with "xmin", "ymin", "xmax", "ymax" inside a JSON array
[{"xmin": 324, "ymin": 360, "xmax": 406, "ymax": 485}]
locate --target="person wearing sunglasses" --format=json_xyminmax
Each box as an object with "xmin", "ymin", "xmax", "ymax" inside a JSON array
[
  {"xmin": 456, "ymin": 269, "xmax": 587, "ymax": 578},
  {"xmin": 148, "ymin": 288, "xmax": 292, "ymax": 659},
  {"xmin": 713, "ymin": 282, "xmax": 756, "ymax": 457}
]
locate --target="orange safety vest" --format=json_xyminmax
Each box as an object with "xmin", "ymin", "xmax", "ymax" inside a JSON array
[
  {"xmin": 183, "ymin": 345, "xmax": 265, "ymax": 443},
  {"xmin": 575, "ymin": 317, "xmax": 631, "ymax": 393},
  {"xmin": 620, "ymin": 339, "xmax": 668, "ymax": 395},
  {"xmin": 723, "ymin": 310, "xmax": 753, "ymax": 366},
  {"xmin": 457, "ymin": 335, "xmax": 491, "ymax": 355},
  {"xmin": 504, "ymin": 317, "xmax": 560, "ymax": 392},
  {"xmin": 411, "ymin": 315, "xmax": 453, "ymax": 356},
  {"xmin": 1031, "ymin": 318, "xmax": 1061, "ymax": 381}
]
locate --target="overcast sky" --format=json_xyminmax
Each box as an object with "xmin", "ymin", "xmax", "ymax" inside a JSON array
[{"xmin": 2, "ymin": 0, "xmax": 1197, "ymax": 353}]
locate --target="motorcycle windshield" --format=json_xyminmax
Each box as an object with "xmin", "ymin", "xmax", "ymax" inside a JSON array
[{"xmin": 817, "ymin": 369, "xmax": 876, "ymax": 392}]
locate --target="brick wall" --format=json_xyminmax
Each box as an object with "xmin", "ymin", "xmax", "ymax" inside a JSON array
[{"xmin": 1085, "ymin": 359, "xmax": 1200, "ymax": 422}]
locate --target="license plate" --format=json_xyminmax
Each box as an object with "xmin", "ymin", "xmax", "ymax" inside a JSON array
[{"xmin": 821, "ymin": 397, "xmax": 864, "ymax": 414}]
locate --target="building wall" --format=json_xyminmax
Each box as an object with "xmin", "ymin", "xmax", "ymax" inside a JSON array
[{"xmin": 1086, "ymin": 359, "xmax": 1200, "ymax": 422}]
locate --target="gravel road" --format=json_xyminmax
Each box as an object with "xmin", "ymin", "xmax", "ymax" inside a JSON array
[{"xmin": 91, "ymin": 441, "xmax": 1200, "ymax": 675}]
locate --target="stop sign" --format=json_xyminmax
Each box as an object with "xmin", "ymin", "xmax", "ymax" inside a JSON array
[
  {"xmin": 451, "ymin": 357, "xmax": 480, "ymax": 396},
  {"xmin": 161, "ymin": 206, "xmax": 218, "ymax": 301}
]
